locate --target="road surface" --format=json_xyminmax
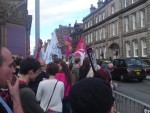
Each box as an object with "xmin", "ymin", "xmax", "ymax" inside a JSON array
[{"xmin": 114, "ymin": 76, "xmax": 150, "ymax": 105}]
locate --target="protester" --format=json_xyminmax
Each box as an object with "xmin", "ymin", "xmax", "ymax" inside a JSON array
[
  {"xmin": 29, "ymin": 58, "xmax": 49, "ymax": 94},
  {"xmin": 72, "ymin": 57, "xmax": 80, "ymax": 85},
  {"xmin": 55, "ymin": 61, "xmax": 72, "ymax": 113},
  {"xmin": 14, "ymin": 57, "xmax": 22, "ymax": 76},
  {"xmin": 105, "ymin": 63, "xmax": 117, "ymax": 90},
  {"xmin": 96, "ymin": 59, "xmax": 102, "ymax": 67},
  {"xmin": 70, "ymin": 78, "xmax": 115, "ymax": 113},
  {"xmin": 53, "ymin": 58, "xmax": 62, "ymax": 64},
  {"xmin": 19, "ymin": 58, "xmax": 44, "ymax": 113},
  {"xmin": 68, "ymin": 62, "xmax": 73, "ymax": 71},
  {"xmin": 79, "ymin": 57, "xmax": 94, "ymax": 80},
  {"xmin": 0, "ymin": 47, "xmax": 24, "ymax": 113},
  {"xmin": 105, "ymin": 63, "xmax": 114, "ymax": 80},
  {"xmin": 95, "ymin": 67, "xmax": 111, "ymax": 84},
  {"xmin": 36, "ymin": 63, "xmax": 64, "ymax": 113}
]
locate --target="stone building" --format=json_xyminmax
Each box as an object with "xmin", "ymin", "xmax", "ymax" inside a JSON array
[
  {"xmin": 70, "ymin": 21, "xmax": 83, "ymax": 52},
  {"xmin": 55, "ymin": 24, "xmax": 74, "ymax": 56},
  {"xmin": 83, "ymin": 0, "xmax": 150, "ymax": 60},
  {"xmin": 0, "ymin": 0, "xmax": 32, "ymax": 57}
]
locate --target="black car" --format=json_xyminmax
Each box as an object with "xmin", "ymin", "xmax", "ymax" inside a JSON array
[
  {"xmin": 139, "ymin": 57, "xmax": 150, "ymax": 76},
  {"xmin": 111, "ymin": 58, "xmax": 147, "ymax": 82}
]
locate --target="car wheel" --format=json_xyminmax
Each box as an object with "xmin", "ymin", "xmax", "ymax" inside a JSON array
[{"xmin": 138, "ymin": 79, "xmax": 143, "ymax": 82}]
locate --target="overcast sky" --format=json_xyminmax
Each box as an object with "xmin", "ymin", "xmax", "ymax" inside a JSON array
[{"xmin": 28, "ymin": 0, "xmax": 98, "ymax": 54}]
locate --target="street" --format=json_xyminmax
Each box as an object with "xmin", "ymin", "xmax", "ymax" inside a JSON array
[{"xmin": 114, "ymin": 77, "xmax": 150, "ymax": 105}]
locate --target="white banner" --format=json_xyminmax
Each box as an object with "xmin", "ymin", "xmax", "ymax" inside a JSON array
[{"xmin": 44, "ymin": 31, "xmax": 62, "ymax": 64}]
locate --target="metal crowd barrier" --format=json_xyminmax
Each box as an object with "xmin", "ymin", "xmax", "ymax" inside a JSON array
[{"xmin": 113, "ymin": 91, "xmax": 150, "ymax": 113}]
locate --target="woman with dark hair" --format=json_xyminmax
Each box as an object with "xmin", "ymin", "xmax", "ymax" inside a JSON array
[
  {"xmin": 79, "ymin": 57, "xmax": 94, "ymax": 80},
  {"xmin": 55, "ymin": 61, "xmax": 72, "ymax": 113},
  {"xmin": 36, "ymin": 63, "xmax": 64, "ymax": 113}
]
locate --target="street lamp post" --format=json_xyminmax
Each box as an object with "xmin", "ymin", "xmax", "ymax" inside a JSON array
[{"xmin": 35, "ymin": 0, "xmax": 40, "ymax": 48}]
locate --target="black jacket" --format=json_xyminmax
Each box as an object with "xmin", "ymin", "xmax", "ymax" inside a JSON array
[
  {"xmin": 79, "ymin": 66, "xmax": 90, "ymax": 80},
  {"xmin": 29, "ymin": 71, "xmax": 49, "ymax": 94}
]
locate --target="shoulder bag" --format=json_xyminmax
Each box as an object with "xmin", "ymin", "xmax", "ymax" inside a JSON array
[{"xmin": 45, "ymin": 80, "xmax": 58, "ymax": 112}]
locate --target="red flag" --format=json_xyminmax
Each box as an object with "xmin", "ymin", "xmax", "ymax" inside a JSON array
[
  {"xmin": 74, "ymin": 38, "xmax": 86, "ymax": 57},
  {"xmin": 35, "ymin": 39, "xmax": 43, "ymax": 59}
]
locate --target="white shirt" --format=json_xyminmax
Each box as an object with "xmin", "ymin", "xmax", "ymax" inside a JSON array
[{"xmin": 36, "ymin": 79, "xmax": 64, "ymax": 112}]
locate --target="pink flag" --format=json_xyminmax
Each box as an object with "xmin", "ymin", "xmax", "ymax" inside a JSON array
[{"xmin": 64, "ymin": 36, "xmax": 72, "ymax": 57}]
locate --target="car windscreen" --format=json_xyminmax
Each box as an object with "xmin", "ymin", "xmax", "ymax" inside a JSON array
[
  {"xmin": 125, "ymin": 59, "xmax": 142, "ymax": 67},
  {"xmin": 141, "ymin": 59, "xmax": 150, "ymax": 67}
]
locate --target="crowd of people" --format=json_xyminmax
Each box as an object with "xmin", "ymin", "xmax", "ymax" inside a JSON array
[{"xmin": 0, "ymin": 46, "xmax": 115, "ymax": 113}]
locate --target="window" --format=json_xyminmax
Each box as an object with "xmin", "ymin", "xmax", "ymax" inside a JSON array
[
  {"xmin": 113, "ymin": 60, "xmax": 119, "ymax": 66},
  {"xmin": 111, "ymin": 5, "xmax": 115, "ymax": 14},
  {"xmin": 103, "ymin": 47, "xmax": 106, "ymax": 59},
  {"xmin": 126, "ymin": 42, "xmax": 130, "ymax": 57},
  {"xmin": 132, "ymin": 13, "xmax": 136, "ymax": 30},
  {"xmin": 110, "ymin": 24, "xmax": 112, "ymax": 36},
  {"xmin": 132, "ymin": 0, "xmax": 136, "ymax": 4},
  {"xmin": 124, "ymin": 0, "xmax": 129, "ymax": 7},
  {"xmin": 125, "ymin": 16, "xmax": 129, "ymax": 32},
  {"xmin": 133, "ymin": 41, "xmax": 138, "ymax": 57},
  {"xmin": 116, "ymin": 20, "xmax": 119, "ymax": 35},
  {"xmin": 85, "ymin": 35, "xmax": 87, "ymax": 44},
  {"xmin": 99, "ymin": 14, "xmax": 102, "ymax": 21},
  {"xmin": 112, "ymin": 22, "xmax": 115, "ymax": 36},
  {"xmin": 140, "ymin": 10, "xmax": 145, "ymax": 27},
  {"xmin": 88, "ymin": 21, "xmax": 90, "ymax": 28},
  {"xmin": 90, "ymin": 33, "xmax": 93, "ymax": 43},
  {"xmin": 90, "ymin": 19, "xmax": 93, "ymax": 27},
  {"xmin": 95, "ymin": 16, "xmax": 98, "ymax": 24},
  {"xmin": 102, "ymin": 11, "xmax": 105, "ymax": 20},
  {"xmin": 95, "ymin": 30, "xmax": 98, "ymax": 41},
  {"xmin": 88, "ymin": 34, "xmax": 90, "ymax": 43},
  {"xmin": 110, "ymin": 22, "xmax": 116, "ymax": 36},
  {"xmin": 103, "ymin": 27, "xmax": 106, "ymax": 39},
  {"xmin": 84, "ymin": 23, "xmax": 87, "ymax": 29},
  {"xmin": 95, "ymin": 48, "xmax": 98, "ymax": 59},
  {"xmin": 99, "ymin": 48, "xmax": 102, "ymax": 58},
  {"xmin": 99, "ymin": 28, "xmax": 102, "ymax": 40},
  {"xmin": 119, "ymin": 60, "xmax": 126, "ymax": 67},
  {"xmin": 141, "ymin": 39, "xmax": 147, "ymax": 57}
]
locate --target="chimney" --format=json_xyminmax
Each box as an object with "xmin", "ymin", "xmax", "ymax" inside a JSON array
[
  {"xmin": 59, "ymin": 25, "xmax": 62, "ymax": 28},
  {"xmin": 75, "ymin": 20, "xmax": 77, "ymax": 24},
  {"xmin": 90, "ymin": 4, "xmax": 96, "ymax": 13},
  {"xmin": 69, "ymin": 24, "xmax": 71, "ymax": 27},
  {"xmin": 97, "ymin": 0, "xmax": 104, "ymax": 8}
]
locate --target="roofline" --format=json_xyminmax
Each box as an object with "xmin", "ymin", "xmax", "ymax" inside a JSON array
[
  {"xmin": 83, "ymin": 0, "xmax": 147, "ymax": 33},
  {"xmin": 83, "ymin": 0, "xmax": 112, "ymax": 21}
]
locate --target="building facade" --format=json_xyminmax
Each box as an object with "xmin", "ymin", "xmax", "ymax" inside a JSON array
[
  {"xmin": 55, "ymin": 24, "xmax": 74, "ymax": 57},
  {"xmin": 70, "ymin": 21, "xmax": 83, "ymax": 52},
  {"xmin": 83, "ymin": 0, "xmax": 150, "ymax": 60},
  {"xmin": 0, "ymin": 0, "xmax": 32, "ymax": 57}
]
